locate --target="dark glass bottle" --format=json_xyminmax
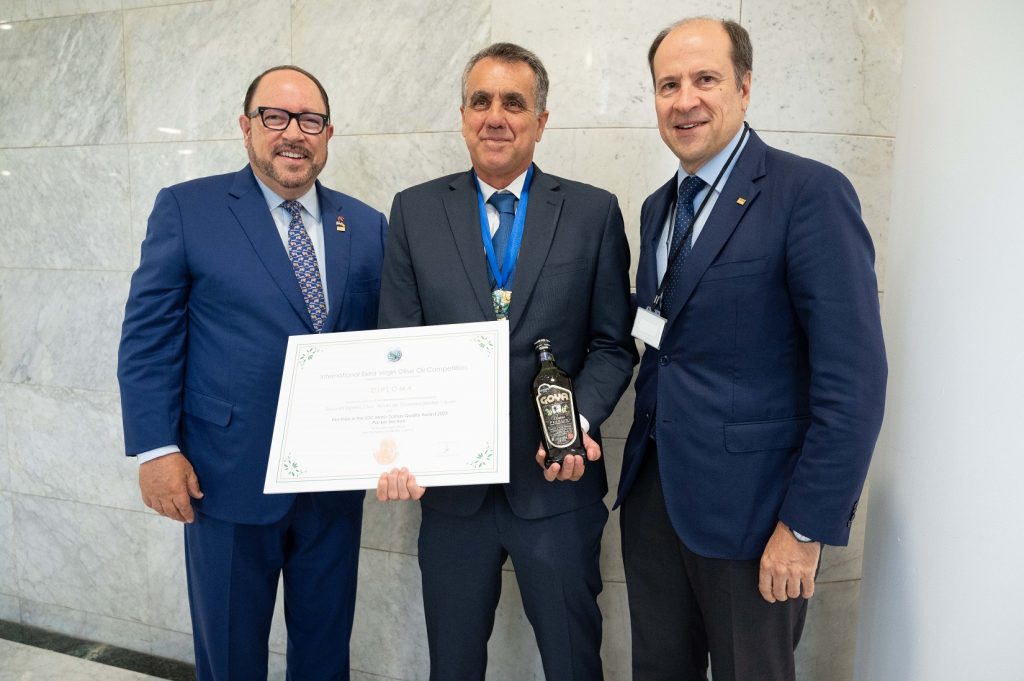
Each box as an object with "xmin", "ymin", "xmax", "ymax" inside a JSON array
[{"xmin": 533, "ymin": 339, "xmax": 585, "ymax": 467}]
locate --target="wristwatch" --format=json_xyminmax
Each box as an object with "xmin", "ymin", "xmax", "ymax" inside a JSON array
[{"xmin": 791, "ymin": 528, "xmax": 814, "ymax": 543}]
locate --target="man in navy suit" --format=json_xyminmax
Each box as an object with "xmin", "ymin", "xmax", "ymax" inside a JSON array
[
  {"xmin": 376, "ymin": 43, "xmax": 636, "ymax": 680},
  {"xmin": 615, "ymin": 18, "xmax": 887, "ymax": 681},
  {"xmin": 118, "ymin": 66, "xmax": 386, "ymax": 680}
]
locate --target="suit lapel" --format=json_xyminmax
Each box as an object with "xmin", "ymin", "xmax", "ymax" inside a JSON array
[
  {"xmin": 508, "ymin": 167, "xmax": 562, "ymax": 334},
  {"xmin": 663, "ymin": 132, "xmax": 767, "ymax": 330},
  {"xmin": 318, "ymin": 183, "xmax": 351, "ymax": 332},
  {"xmin": 443, "ymin": 171, "xmax": 495, "ymax": 320},
  {"xmin": 639, "ymin": 176, "xmax": 676, "ymax": 305},
  {"xmin": 228, "ymin": 167, "xmax": 314, "ymax": 332}
]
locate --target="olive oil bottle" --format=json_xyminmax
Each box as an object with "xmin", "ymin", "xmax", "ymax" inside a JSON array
[{"xmin": 532, "ymin": 339, "xmax": 585, "ymax": 467}]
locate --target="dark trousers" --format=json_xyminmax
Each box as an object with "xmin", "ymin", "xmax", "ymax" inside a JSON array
[
  {"xmin": 620, "ymin": 444, "xmax": 808, "ymax": 681},
  {"xmin": 184, "ymin": 493, "xmax": 363, "ymax": 681},
  {"xmin": 418, "ymin": 486, "xmax": 608, "ymax": 681}
]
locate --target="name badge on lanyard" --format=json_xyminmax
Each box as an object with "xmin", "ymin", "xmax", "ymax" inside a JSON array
[
  {"xmin": 476, "ymin": 165, "xmax": 534, "ymax": 319},
  {"xmin": 631, "ymin": 123, "xmax": 750, "ymax": 348}
]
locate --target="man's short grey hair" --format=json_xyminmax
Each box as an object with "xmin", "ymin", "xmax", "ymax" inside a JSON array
[
  {"xmin": 461, "ymin": 42, "xmax": 550, "ymax": 113},
  {"xmin": 647, "ymin": 17, "xmax": 753, "ymax": 90}
]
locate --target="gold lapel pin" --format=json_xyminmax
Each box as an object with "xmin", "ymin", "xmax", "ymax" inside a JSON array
[
  {"xmin": 736, "ymin": 197, "xmax": 747, "ymax": 206},
  {"xmin": 336, "ymin": 215, "xmax": 346, "ymax": 232}
]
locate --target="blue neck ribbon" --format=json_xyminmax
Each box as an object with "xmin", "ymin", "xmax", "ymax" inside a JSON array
[{"xmin": 474, "ymin": 164, "xmax": 534, "ymax": 291}]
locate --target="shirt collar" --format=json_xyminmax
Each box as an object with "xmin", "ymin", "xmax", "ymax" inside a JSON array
[
  {"xmin": 474, "ymin": 166, "xmax": 530, "ymax": 202},
  {"xmin": 253, "ymin": 175, "xmax": 321, "ymax": 223},
  {"xmin": 676, "ymin": 124, "xmax": 748, "ymax": 191}
]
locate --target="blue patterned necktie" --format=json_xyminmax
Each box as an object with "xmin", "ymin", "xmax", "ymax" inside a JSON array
[
  {"xmin": 661, "ymin": 175, "xmax": 707, "ymax": 315},
  {"xmin": 283, "ymin": 200, "xmax": 327, "ymax": 332},
  {"xmin": 488, "ymin": 191, "xmax": 516, "ymax": 271}
]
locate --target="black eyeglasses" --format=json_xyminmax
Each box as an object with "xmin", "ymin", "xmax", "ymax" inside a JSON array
[{"xmin": 247, "ymin": 107, "xmax": 329, "ymax": 134}]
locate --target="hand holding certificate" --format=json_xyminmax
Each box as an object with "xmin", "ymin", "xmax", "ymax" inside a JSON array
[{"xmin": 264, "ymin": 321, "xmax": 509, "ymax": 494}]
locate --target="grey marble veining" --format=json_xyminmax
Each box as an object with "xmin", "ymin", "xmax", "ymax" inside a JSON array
[
  {"xmin": 360, "ymin": 494, "xmax": 421, "ymax": 556},
  {"xmin": 122, "ymin": 0, "xmax": 206, "ymax": 8},
  {"xmin": 14, "ymin": 496, "xmax": 150, "ymax": 622},
  {"xmin": 535, "ymin": 127, "xmax": 680, "ymax": 283},
  {"xmin": 598, "ymin": 582, "xmax": 632, "ymax": 681},
  {"xmin": 0, "ymin": 0, "xmax": 120, "ymax": 21},
  {"xmin": 600, "ymin": 438, "xmax": 625, "ymax": 584},
  {"xmin": 745, "ymin": 0, "xmax": 904, "ymax": 137},
  {"xmin": 0, "ymin": 490, "xmax": 15, "ymax": 595},
  {"xmin": 123, "ymin": 0, "xmax": 290, "ymax": 143},
  {"xmin": 269, "ymin": 577, "xmax": 286, "ymax": 654},
  {"xmin": 795, "ymin": 579, "xmax": 862, "ymax": 681},
  {"xmin": 324, "ymin": 133, "xmax": 470, "ymax": 219},
  {"xmin": 0, "ymin": 400, "xmax": 9, "ymax": 490},
  {"xmin": 0, "ymin": 146, "xmax": 131, "ymax": 271},
  {"xmin": 0, "ymin": 269, "xmax": 130, "ymax": 392},
  {"xmin": 352, "ymin": 671, "xmax": 404, "ymax": 681},
  {"xmin": 5, "ymin": 384, "xmax": 140, "ymax": 510},
  {"xmin": 269, "ymin": 651, "xmax": 287, "ymax": 680},
  {"xmin": 127, "ymin": 140, "xmax": 244, "ymax": 263},
  {"xmin": 0, "ymin": 1, "xmax": 903, "ymax": 676},
  {"xmin": 485, "ymin": 571, "xmax": 544, "ymax": 680},
  {"xmin": 292, "ymin": 0, "xmax": 490, "ymax": 135},
  {"xmin": 350, "ymin": 548, "xmax": 429, "ymax": 680},
  {"xmin": 494, "ymin": 0, "xmax": 739, "ymax": 129},
  {"xmin": 0, "ymin": 591, "xmax": 18, "ymax": 619},
  {"xmin": 758, "ymin": 130, "xmax": 893, "ymax": 290},
  {"xmin": 147, "ymin": 625, "xmax": 194, "ymax": 665},
  {"xmin": 142, "ymin": 513, "xmax": 191, "ymax": 634},
  {"xmin": 0, "ymin": 12, "xmax": 127, "ymax": 147},
  {"xmin": 600, "ymin": 361, "xmax": 638, "ymax": 441},
  {"xmin": 818, "ymin": 481, "xmax": 869, "ymax": 583}
]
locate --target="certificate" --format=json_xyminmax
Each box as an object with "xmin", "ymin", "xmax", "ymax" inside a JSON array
[{"xmin": 264, "ymin": 320, "xmax": 509, "ymax": 493}]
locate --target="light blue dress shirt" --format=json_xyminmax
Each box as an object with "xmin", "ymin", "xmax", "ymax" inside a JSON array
[{"xmin": 655, "ymin": 125, "xmax": 750, "ymax": 281}]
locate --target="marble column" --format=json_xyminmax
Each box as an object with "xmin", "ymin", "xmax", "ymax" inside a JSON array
[{"xmin": 854, "ymin": 1, "xmax": 1024, "ymax": 679}]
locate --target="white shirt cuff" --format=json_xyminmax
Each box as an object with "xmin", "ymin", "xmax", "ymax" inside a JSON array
[{"xmin": 136, "ymin": 445, "xmax": 180, "ymax": 465}]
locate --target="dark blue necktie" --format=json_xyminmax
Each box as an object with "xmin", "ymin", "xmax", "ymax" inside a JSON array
[
  {"xmin": 661, "ymin": 175, "xmax": 707, "ymax": 315},
  {"xmin": 488, "ymin": 191, "xmax": 516, "ymax": 271}
]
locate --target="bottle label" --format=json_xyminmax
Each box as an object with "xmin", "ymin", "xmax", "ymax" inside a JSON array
[{"xmin": 535, "ymin": 383, "xmax": 578, "ymax": 448}]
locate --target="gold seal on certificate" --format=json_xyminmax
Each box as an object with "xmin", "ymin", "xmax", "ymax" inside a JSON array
[
  {"xmin": 373, "ymin": 437, "xmax": 399, "ymax": 465},
  {"xmin": 263, "ymin": 321, "xmax": 510, "ymax": 494}
]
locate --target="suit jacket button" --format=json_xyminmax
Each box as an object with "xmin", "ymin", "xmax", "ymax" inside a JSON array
[{"xmin": 659, "ymin": 355, "xmax": 670, "ymax": 366}]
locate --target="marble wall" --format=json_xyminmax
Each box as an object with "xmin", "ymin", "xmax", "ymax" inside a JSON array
[{"xmin": 0, "ymin": 1, "xmax": 903, "ymax": 680}]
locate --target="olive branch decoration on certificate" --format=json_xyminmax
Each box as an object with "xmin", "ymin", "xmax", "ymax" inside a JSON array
[
  {"xmin": 468, "ymin": 444, "xmax": 494, "ymax": 470},
  {"xmin": 297, "ymin": 345, "xmax": 321, "ymax": 369},
  {"xmin": 472, "ymin": 335, "xmax": 494, "ymax": 357},
  {"xmin": 282, "ymin": 453, "xmax": 305, "ymax": 477}
]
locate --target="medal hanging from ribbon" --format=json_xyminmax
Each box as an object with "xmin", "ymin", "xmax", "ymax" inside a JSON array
[{"xmin": 475, "ymin": 164, "xmax": 534, "ymax": 319}]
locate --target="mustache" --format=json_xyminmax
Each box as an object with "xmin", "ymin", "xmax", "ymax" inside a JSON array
[{"xmin": 274, "ymin": 144, "xmax": 309, "ymax": 156}]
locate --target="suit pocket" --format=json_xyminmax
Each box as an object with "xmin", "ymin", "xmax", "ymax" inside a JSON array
[
  {"xmin": 348, "ymin": 277, "xmax": 381, "ymax": 293},
  {"xmin": 702, "ymin": 257, "xmax": 767, "ymax": 282},
  {"xmin": 542, "ymin": 257, "xmax": 588, "ymax": 276},
  {"xmin": 183, "ymin": 388, "xmax": 233, "ymax": 427},
  {"xmin": 723, "ymin": 415, "xmax": 810, "ymax": 453}
]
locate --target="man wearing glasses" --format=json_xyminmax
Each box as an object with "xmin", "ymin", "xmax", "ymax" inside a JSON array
[{"xmin": 118, "ymin": 66, "xmax": 386, "ymax": 680}]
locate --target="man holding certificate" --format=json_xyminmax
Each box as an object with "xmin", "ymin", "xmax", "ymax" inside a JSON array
[
  {"xmin": 118, "ymin": 66, "xmax": 386, "ymax": 680},
  {"xmin": 378, "ymin": 43, "xmax": 637, "ymax": 680}
]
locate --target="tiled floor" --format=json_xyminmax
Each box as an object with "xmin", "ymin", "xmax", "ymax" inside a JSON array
[{"xmin": 0, "ymin": 639, "xmax": 169, "ymax": 680}]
